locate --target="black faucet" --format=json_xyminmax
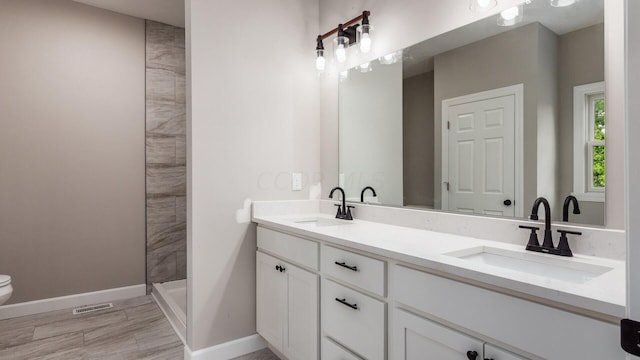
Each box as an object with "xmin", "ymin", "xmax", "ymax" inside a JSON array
[
  {"xmin": 562, "ymin": 195, "xmax": 581, "ymax": 222},
  {"xmin": 530, "ymin": 197, "xmax": 554, "ymax": 252},
  {"xmin": 360, "ymin": 186, "xmax": 377, "ymax": 203},
  {"xmin": 329, "ymin": 186, "xmax": 353, "ymax": 220}
]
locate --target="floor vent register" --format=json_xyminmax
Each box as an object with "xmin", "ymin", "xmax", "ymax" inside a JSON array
[{"xmin": 72, "ymin": 303, "xmax": 114, "ymax": 315}]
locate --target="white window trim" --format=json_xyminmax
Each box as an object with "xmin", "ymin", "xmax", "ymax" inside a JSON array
[{"xmin": 573, "ymin": 81, "xmax": 605, "ymax": 202}]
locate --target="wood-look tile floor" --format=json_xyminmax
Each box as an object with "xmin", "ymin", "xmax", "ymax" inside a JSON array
[
  {"xmin": 0, "ymin": 295, "xmax": 280, "ymax": 360},
  {"xmin": 231, "ymin": 349, "xmax": 280, "ymax": 360}
]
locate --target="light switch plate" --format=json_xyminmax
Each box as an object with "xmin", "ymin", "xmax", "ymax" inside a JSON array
[{"xmin": 292, "ymin": 172, "xmax": 302, "ymax": 191}]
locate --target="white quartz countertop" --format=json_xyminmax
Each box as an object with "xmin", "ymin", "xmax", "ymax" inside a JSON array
[{"xmin": 253, "ymin": 212, "xmax": 626, "ymax": 318}]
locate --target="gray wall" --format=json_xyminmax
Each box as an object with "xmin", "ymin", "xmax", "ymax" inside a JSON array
[
  {"xmin": 558, "ymin": 23, "xmax": 605, "ymax": 226},
  {"xmin": 433, "ymin": 23, "xmax": 559, "ymax": 218},
  {"xmin": 403, "ymin": 72, "xmax": 435, "ymax": 207},
  {"xmin": 0, "ymin": 0, "xmax": 145, "ymax": 304},
  {"xmin": 187, "ymin": 0, "xmax": 320, "ymax": 351},
  {"xmin": 145, "ymin": 20, "xmax": 187, "ymax": 291}
]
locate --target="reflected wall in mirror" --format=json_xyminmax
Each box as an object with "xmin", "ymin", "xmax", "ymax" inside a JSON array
[{"xmin": 339, "ymin": 0, "xmax": 606, "ymax": 226}]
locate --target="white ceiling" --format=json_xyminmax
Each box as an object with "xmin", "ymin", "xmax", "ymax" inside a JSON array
[{"xmin": 72, "ymin": 0, "xmax": 185, "ymax": 28}]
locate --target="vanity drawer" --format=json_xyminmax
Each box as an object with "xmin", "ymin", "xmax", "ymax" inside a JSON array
[
  {"xmin": 391, "ymin": 265, "xmax": 623, "ymax": 360},
  {"xmin": 257, "ymin": 227, "xmax": 318, "ymax": 270},
  {"xmin": 322, "ymin": 337, "xmax": 362, "ymax": 360},
  {"xmin": 322, "ymin": 278, "xmax": 385, "ymax": 360},
  {"xmin": 322, "ymin": 244, "xmax": 386, "ymax": 296}
]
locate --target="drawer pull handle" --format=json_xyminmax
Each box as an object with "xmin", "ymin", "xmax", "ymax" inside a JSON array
[
  {"xmin": 335, "ymin": 298, "xmax": 358, "ymax": 310},
  {"xmin": 275, "ymin": 265, "xmax": 285, "ymax": 273},
  {"xmin": 334, "ymin": 261, "xmax": 358, "ymax": 272}
]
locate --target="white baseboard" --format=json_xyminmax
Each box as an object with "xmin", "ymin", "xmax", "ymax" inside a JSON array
[
  {"xmin": 0, "ymin": 284, "xmax": 146, "ymax": 320},
  {"xmin": 184, "ymin": 334, "xmax": 267, "ymax": 360}
]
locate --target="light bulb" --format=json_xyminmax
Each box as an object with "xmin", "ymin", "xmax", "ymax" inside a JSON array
[
  {"xmin": 358, "ymin": 62, "xmax": 372, "ymax": 73},
  {"xmin": 357, "ymin": 22, "xmax": 373, "ymax": 54},
  {"xmin": 360, "ymin": 32, "xmax": 371, "ymax": 53},
  {"xmin": 469, "ymin": 0, "xmax": 496, "ymax": 12},
  {"xmin": 336, "ymin": 44, "xmax": 346, "ymax": 63},
  {"xmin": 379, "ymin": 51, "xmax": 402, "ymax": 65},
  {"xmin": 315, "ymin": 55, "xmax": 325, "ymax": 72},
  {"xmin": 501, "ymin": 6, "xmax": 519, "ymax": 21},
  {"xmin": 550, "ymin": 0, "xmax": 576, "ymax": 6}
]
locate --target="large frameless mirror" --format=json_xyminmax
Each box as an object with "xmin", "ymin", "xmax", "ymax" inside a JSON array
[{"xmin": 339, "ymin": 0, "xmax": 606, "ymax": 226}]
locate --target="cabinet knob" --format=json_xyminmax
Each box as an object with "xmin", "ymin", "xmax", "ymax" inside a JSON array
[
  {"xmin": 466, "ymin": 351, "xmax": 478, "ymax": 360},
  {"xmin": 503, "ymin": 199, "xmax": 512, "ymax": 206},
  {"xmin": 275, "ymin": 265, "xmax": 280, "ymax": 271}
]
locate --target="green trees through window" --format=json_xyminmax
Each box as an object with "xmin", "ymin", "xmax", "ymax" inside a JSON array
[{"xmin": 593, "ymin": 98, "xmax": 605, "ymax": 188}]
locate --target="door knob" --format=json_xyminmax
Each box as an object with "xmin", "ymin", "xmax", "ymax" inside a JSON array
[
  {"xmin": 503, "ymin": 199, "xmax": 512, "ymax": 206},
  {"xmin": 467, "ymin": 350, "xmax": 478, "ymax": 360}
]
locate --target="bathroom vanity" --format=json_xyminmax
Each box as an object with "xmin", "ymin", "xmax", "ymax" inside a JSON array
[{"xmin": 253, "ymin": 200, "xmax": 625, "ymax": 360}]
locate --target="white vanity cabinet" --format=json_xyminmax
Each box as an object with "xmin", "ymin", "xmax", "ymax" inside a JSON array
[
  {"xmin": 321, "ymin": 278, "xmax": 385, "ymax": 360},
  {"xmin": 321, "ymin": 245, "xmax": 387, "ymax": 360},
  {"xmin": 255, "ymin": 224, "xmax": 624, "ymax": 360},
  {"xmin": 321, "ymin": 244, "xmax": 386, "ymax": 296},
  {"xmin": 392, "ymin": 264, "xmax": 624, "ymax": 360},
  {"xmin": 321, "ymin": 337, "xmax": 362, "ymax": 360},
  {"xmin": 256, "ymin": 228, "xmax": 319, "ymax": 360},
  {"xmin": 484, "ymin": 344, "xmax": 528, "ymax": 360},
  {"xmin": 393, "ymin": 308, "xmax": 524, "ymax": 360}
]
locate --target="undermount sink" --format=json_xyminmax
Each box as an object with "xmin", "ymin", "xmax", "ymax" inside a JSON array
[
  {"xmin": 445, "ymin": 246, "xmax": 613, "ymax": 284},
  {"xmin": 290, "ymin": 217, "xmax": 353, "ymax": 228}
]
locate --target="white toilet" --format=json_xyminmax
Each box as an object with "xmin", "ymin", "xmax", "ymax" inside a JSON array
[{"xmin": 0, "ymin": 275, "xmax": 13, "ymax": 305}]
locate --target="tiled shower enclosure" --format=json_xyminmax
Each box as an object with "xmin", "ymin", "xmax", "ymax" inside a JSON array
[{"xmin": 145, "ymin": 20, "xmax": 187, "ymax": 291}]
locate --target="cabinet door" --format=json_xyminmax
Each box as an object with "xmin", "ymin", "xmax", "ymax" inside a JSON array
[
  {"xmin": 257, "ymin": 251, "xmax": 287, "ymax": 351},
  {"xmin": 286, "ymin": 263, "xmax": 319, "ymax": 360},
  {"xmin": 393, "ymin": 309, "xmax": 483, "ymax": 360},
  {"xmin": 484, "ymin": 344, "xmax": 527, "ymax": 360}
]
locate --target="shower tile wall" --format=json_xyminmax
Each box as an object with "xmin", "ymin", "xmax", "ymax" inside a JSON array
[{"xmin": 145, "ymin": 20, "xmax": 186, "ymax": 292}]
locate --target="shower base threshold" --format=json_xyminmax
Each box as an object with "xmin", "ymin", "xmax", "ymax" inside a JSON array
[{"xmin": 152, "ymin": 279, "xmax": 186, "ymax": 344}]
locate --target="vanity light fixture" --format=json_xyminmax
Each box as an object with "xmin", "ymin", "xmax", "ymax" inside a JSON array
[
  {"xmin": 314, "ymin": 11, "xmax": 372, "ymax": 71},
  {"xmin": 469, "ymin": 0, "xmax": 497, "ymax": 12},
  {"xmin": 550, "ymin": 0, "xmax": 577, "ymax": 6},
  {"xmin": 315, "ymin": 36, "xmax": 326, "ymax": 73},
  {"xmin": 497, "ymin": 5, "xmax": 523, "ymax": 26}
]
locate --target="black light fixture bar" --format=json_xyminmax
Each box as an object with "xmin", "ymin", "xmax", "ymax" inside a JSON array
[{"xmin": 319, "ymin": 11, "xmax": 371, "ymax": 41}]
